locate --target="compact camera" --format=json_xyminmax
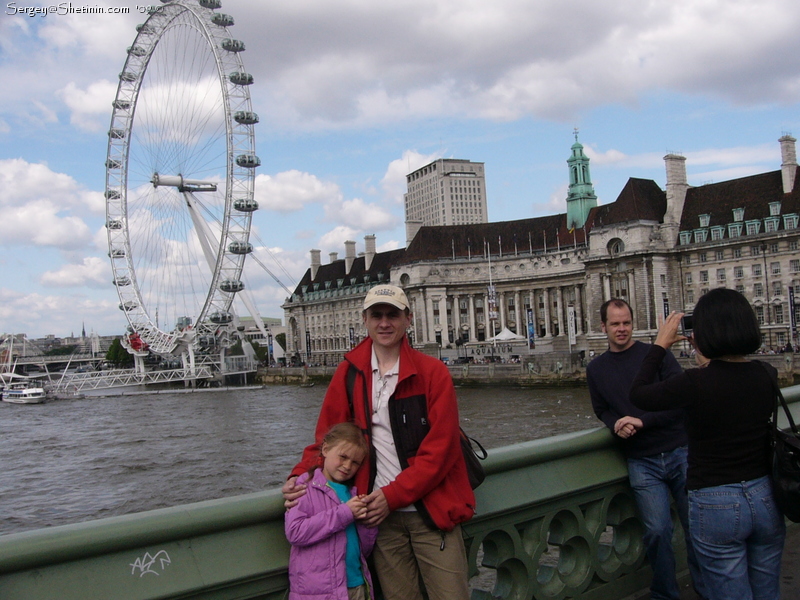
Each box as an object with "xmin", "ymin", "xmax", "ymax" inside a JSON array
[{"xmin": 681, "ymin": 313, "xmax": 694, "ymax": 337}]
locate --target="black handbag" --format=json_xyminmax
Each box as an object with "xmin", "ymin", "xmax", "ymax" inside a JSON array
[
  {"xmin": 763, "ymin": 363, "xmax": 800, "ymax": 523},
  {"xmin": 771, "ymin": 388, "xmax": 800, "ymax": 522},
  {"xmin": 460, "ymin": 428, "xmax": 488, "ymax": 489}
]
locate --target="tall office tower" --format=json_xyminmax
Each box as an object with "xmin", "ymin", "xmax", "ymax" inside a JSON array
[{"xmin": 404, "ymin": 159, "xmax": 487, "ymax": 244}]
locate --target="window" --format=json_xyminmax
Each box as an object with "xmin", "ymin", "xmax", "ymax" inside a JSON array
[
  {"xmin": 770, "ymin": 243, "xmax": 779, "ymax": 254},
  {"xmin": 775, "ymin": 305, "xmax": 785, "ymax": 324},
  {"xmin": 770, "ymin": 201, "xmax": 782, "ymax": 216},
  {"xmin": 700, "ymin": 252, "xmax": 708, "ymax": 263},
  {"xmin": 711, "ymin": 227, "xmax": 725, "ymax": 241},
  {"xmin": 746, "ymin": 221, "xmax": 761, "ymax": 236},
  {"xmin": 773, "ymin": 281, "xmax": 783, "ymax": 296},
  {"xmin": 734, "ymin": 247, "xmax": 742, "ymax": 258},
  {"xmin": 784, "ymin": 214, "xmax": 799, "ymax": 230},
  {"xmin": 694, "ymin": 230, "xmax": 708, "ymax": 243},
  {"xmin": 716, "ymin": 250, "xmax": 725, "ymax": 261},
  {"xmin": 790, "ymin": 240, "xmax": 798, "ymax": 251},
  {"xmin": 679, "ymin": 231, "xmax": 692, "ymax": 245},
  {"xmin": 733, "ymin": 208, "xmax": 745, "ymax": 222},
  {"xmin": 686, "ymin": 272, "xmax": 693, "ymax": 284},
  {"xmin": 717, "ymin": 268, "xmax": 726, "ymax": 282},
  {"xmin": 736, "ymin": 285, "xmax": 745, "ymax": 295},
  {"xmin": 754, "ymin": 283, "xmax": 764, "ymax": 297},
  {"xmin": 752, "ymin": 264, "xmax": 762, "ymax": 277},
  {"xmin": 734, "ymin": 266, "xmax": 744, "ymax": 279},
  {"xmin": 699, "ymin": 214, "xmax": 711, "ymax": 227},
  {"xmin": 700, "ymin": 270, "xmax": 709, "ymax": 283},
  {"xmin": 790, "ymin": 259, "xmax": 800, "ymax": 273},
  {"xmin": 729, "ymin": 223, "xmax": 743, "ymax": 238},
  {"xmin": 660, "ymin": 274, "xmax": 666, "ymax": 286},
  {"xmin": 687, "ymin": 290, "xmax": 694, "ymax": 304},
  {"xmin": 751, "ymin": 246, "xmax": 761, "ymax": 256},
  {"xmin": 771, "ymin": 262, "xmax": 781, "ymax": 275},
  {"xmin": 765, "ymin": 218, "xmax": 779, "ymax": 233},
  {"xmin": 756, "ymin": 306, "xmax": 765, "ymax": 325}
]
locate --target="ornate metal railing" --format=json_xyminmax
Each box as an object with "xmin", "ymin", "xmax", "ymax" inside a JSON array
[{"xmin": 1, "ymin": 387, "xmax": 797, "ymax": 600}]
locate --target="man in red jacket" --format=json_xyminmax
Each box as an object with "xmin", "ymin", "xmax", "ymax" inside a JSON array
[{"xmin": 283, "ymin": 284, "xmax": 474, "ymax": 600}]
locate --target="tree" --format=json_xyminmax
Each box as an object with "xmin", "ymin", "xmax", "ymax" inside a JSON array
[{"xmin": 105, "ymin": 338, "xmax": 134, "ymax": 368}]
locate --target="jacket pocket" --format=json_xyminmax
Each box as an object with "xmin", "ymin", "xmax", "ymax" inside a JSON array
[{"xmin": 392, "ymin": 394, "xmax": 429, "ymax": 461}]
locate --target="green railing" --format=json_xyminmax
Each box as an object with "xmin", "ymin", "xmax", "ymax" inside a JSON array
[{"xmin": 2, "ymin": 387, "xmax": 798, "ymax": 600}]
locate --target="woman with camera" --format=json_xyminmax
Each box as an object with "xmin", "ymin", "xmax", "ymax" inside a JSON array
[{"xmin": 629, "ymin": 288, "xmax": 785, "ymax": 600}]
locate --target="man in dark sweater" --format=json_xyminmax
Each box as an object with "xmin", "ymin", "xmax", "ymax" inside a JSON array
[{"xmin": 587, "ymin": 299, "xmax": 706, "ymax": 600}]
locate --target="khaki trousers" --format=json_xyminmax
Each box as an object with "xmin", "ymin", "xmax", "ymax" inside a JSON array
[{"xmin": 372, "ymin": 512, "xmax": 469, "ymax": 600}]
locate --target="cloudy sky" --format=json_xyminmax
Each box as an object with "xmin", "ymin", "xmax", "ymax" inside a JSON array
[{"xmin": 2, "ymin": 0, "xmax": 800, "ymax": 339}]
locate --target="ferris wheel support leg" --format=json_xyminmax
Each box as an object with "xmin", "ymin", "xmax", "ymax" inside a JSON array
[
  {"xmin": 134, "ymin": 353, "xmax": 146, "ymax": 375},
  {"xmin": 181, "ymin": 348, "xmax": 197, "ymax": 387}
]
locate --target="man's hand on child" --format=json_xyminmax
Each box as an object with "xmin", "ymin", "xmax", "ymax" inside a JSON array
[{"xmin": 282, "ymin": 476, "xmax": 307, "ymax": 509}]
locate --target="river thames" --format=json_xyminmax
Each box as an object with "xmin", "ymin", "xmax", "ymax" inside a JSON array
[{"xmin": 0, "ymin": 385, "xmax": 595, "ymax": 536}]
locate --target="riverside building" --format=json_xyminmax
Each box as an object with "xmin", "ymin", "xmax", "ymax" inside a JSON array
[{"xmin": 282, "ymin": 135, "xmax": 800, "ymax": 366}]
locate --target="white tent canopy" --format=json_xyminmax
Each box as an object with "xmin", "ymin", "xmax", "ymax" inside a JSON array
[{"xmin": 486, "ymin": 327, "xmax": 527, "ymax": 342}]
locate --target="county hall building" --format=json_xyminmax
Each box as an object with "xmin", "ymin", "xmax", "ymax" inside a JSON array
[{"xmin": 282, "ymin": 135, "xmax": 800, "ymax": 367}]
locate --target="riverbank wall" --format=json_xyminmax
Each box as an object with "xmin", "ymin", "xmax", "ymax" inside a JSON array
[{"xmin": 258, "ymin": 353, "xmax": 797, "ymax": 387}]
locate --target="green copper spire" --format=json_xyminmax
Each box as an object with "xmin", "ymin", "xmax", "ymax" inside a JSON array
[{"xmin": 566, "ymin": 129, "xmax": 597, "ymax": 230}]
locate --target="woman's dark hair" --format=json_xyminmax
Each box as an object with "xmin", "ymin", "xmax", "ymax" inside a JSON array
[{"xmin": 693, "ymin": 288, "xmax": 761, "ymax": 358}]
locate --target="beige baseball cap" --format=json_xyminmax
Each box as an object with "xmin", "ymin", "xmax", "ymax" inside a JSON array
[{"xmin": 363, "ymin": 285, "xmax": 410, "ymax": 311}]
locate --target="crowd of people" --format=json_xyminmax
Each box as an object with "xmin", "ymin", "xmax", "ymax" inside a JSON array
[{"xmin": 280, "ymin": 284, "xmax": 787, "ymax": 600}]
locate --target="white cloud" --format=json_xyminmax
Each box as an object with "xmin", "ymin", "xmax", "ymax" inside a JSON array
[
  {"xmin": 58, "ymin": 80, "xmax": 118, "ymax": 131},
  {"xmin": 254, "ymin": 170, "xmax": 342, "ymax": 212},
  {"xmin": 381, "ymin": 150, "xmax": 440, "ymax": 203},
  {"xmin": 0, "ymin": 159, "xmax": 102, "ymax": 249},
  {"xmin": 324, "ymin": 197, "xmax": 397, "ymax": 230},
  {"xmin": 40, "ymin": 256, "xmax": 110, "ymax": 288},
  {"xmin": 0, "ymin": 287, "xmax": 119, "ymax": 338},
  {"xmin": 318, "ymin": 226, "xmax": 360, "ymax": 252}
]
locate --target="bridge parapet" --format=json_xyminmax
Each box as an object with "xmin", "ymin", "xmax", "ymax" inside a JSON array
[{"xmin": 1, "ymin": 388, "xmax": 798, "ymax": 600}]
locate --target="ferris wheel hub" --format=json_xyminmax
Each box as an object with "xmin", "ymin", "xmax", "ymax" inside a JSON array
[{"xmin": 151, "ymin": 173, "xmax": 217, "ymax": 193}]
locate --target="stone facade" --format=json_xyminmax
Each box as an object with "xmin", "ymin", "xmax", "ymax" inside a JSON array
[{"xmin": 283, "ymin": 136, "xmax": 800, "ymax": 365}]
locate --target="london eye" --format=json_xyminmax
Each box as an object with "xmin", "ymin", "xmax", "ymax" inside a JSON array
[{"xmin": 104, "ymin": 0, "xmax": 259, "ymax": 369}]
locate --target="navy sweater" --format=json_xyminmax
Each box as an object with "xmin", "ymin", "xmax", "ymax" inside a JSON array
[{"xmin": 588, "ymin": 341, "xmax": 687, "ymax": 459}]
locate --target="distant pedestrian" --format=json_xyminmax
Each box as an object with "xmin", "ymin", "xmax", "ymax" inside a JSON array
[{"xmin": 285, "ymin": 422, "xmax": 377, "ymax": 600}]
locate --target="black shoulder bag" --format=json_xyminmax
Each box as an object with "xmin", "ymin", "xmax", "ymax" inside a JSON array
[
  {"xmin": 763, "ymin": 363, "xmax": 800, "ymax": 522},
  {"xmin": 345, "ymin": 364, "xmax": 487, "ymax": 489}
]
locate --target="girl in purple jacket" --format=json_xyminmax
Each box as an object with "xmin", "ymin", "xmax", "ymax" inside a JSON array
[{"xmin": 285, "ymin": 422, "xmax": 377, "ymax": 600}]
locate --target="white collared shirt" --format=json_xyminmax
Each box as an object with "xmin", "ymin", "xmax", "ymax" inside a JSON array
[{"xmin": 370, "ymin": 349, "xmax": 413, "ymax": 510}]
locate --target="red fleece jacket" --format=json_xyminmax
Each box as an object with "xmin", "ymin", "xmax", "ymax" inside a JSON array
[{"xmin": 291, "ymin": 337, "xmax": 475, "ymax": 531}]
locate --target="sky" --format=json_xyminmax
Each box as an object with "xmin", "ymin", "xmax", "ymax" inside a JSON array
[{"xmin": 2, "ymin": 0, "xmax": 800, "ymax": 339}]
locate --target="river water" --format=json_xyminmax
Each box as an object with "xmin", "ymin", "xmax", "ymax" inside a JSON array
[{"xmin": 0, "ymin": 385, "xmax": 595, "ymax": 536}]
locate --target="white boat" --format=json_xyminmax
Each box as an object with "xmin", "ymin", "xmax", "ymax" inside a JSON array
[{"xmin": 2, "ymin": 381, "xmax": 46, "ymax": 404}]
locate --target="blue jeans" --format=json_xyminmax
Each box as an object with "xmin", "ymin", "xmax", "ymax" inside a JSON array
[
  {"xmin": 689, "ymin": 475, "xmax": 785, "ymax": 600},
  {"xmin": 628, "ymin": 446, "xmax": 707, "ymax": 600}
]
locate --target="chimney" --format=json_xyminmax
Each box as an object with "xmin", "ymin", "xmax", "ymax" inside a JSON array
[
  {"xmin": 344, "ymin": 240, "xmax": 356, "ymax": 274},
  {"xmin": 780, "ymin": 134, "xmax": 797, "ymax": 194},
  {"xmin": 364, "ymin": 234, "xmax": 376, "ymax": 271},
  {"xmin": 405, "ymin": 220, "xmax": 423, "ymax": 247},
  {"xmin": 329, "ymin": 252, "xmax": 338, "ymax": 263},
  {"xmin": 663, "ymin": 154, "xmax": 688, "ymax": 227},
  {"xmin": 310, "ymin": 249, "xmax": 321, "ymax": 280}
]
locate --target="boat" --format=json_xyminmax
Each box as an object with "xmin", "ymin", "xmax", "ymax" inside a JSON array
[{"xmin": 2, "ymin": 381, "xmax": 46, "ymax": 404}]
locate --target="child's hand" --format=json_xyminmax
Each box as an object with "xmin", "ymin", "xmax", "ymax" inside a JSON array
[{"xmin": 347, "ymin": 495, "xmax": 368, "ymax": 519}]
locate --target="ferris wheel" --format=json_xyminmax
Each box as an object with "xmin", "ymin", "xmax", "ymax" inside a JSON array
[{"xmin": 105, "ymin": 0, "xmax": 259, "ymax": 360}]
